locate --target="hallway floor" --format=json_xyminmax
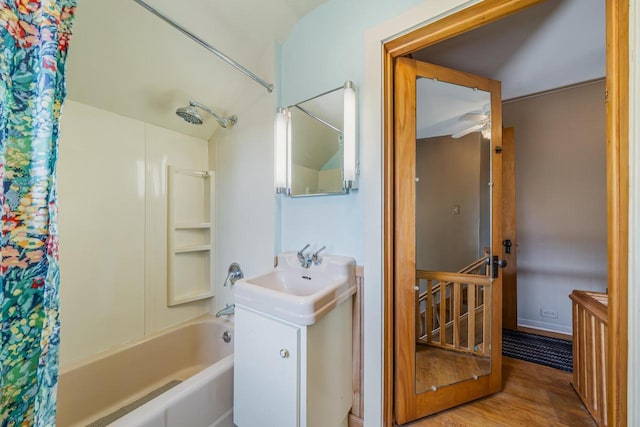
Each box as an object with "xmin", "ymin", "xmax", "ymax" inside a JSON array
[{"xmin": 405, "ymin": 357, "xmax": 595, "ymax": 426}]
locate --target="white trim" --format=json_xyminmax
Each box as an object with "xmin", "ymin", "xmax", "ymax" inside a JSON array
[
  {"xmin": 628, "ymin": 0, "xmax": 639, "ymax": 423},
  {"xmin": 362, "ymin": 1, "xmax": 479, "ymax": 425},
  {"xmin": 517, "ymin": 318, "xmax": 572, "ymax": 336}
]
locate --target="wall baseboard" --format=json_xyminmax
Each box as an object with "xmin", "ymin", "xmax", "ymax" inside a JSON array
[
  {"xmin": 517, "ymin": 326, "xmax": 572, "ymax": 341},
  {"xmin": 517, "ymin": 318, "xmax": 572, "ymax": 335}
]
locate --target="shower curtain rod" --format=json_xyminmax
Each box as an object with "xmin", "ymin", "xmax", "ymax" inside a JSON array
[{"xmin": 133, "ymin": 0, "xmax": 274, "ymax": 93}]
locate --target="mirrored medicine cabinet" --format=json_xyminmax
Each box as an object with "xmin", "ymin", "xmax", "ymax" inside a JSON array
[{"xmin": 275, "ymin": 81, "xmax": 357, "ymax": 197}]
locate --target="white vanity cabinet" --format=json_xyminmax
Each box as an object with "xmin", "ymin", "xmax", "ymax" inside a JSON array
[
  {"xmin": 234, "ymin": 299, "xmax": 353, "ymax": 427},
  {"xmin": 234, "ymin": 306, "xmax": 300, "ymax": 426}
]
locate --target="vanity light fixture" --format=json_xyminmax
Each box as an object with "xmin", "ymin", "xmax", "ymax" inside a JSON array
[
  {"xmin": 343, "ymin": 81, "xmax": 357, "ymax": 189},
  {"xmin": 275, "ymin": 107, "xmax": 291, "ymax": 195}
]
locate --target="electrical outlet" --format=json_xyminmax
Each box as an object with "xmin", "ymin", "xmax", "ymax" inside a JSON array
[{"xmin": 540, "ymin": 308, "xmax": 558, "ymax": 319}]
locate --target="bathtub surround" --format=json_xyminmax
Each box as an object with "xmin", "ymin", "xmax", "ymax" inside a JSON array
[
  {"xmin": 0, "ymin": 1, "xmax": 77, "ymax": 424},
  {"xmin": 58, "ymin": 101, "xmax": 213, "ymax": 366}
]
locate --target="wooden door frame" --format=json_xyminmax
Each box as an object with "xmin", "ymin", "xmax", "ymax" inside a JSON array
[
  {"xmin": 501, "ymin": 127, "xmax": 517, "ymax": 331},
  {"xmin": 382, "ymin": 0, "xmax": 629, "ymax": 426}
]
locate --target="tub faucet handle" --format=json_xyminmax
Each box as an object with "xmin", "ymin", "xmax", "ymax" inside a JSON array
[
  {"xmin": 312, "ymin": 246, "xmax": 326, "ymax": 265},
  {"xmin": 224, "ymin": 263, "xmax": 243, "ymax": 286}
]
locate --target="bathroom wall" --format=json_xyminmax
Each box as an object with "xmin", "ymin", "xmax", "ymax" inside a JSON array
[
  {"xmin": 210, "ymin": 43, "xmax": 276, "ymax": 314},
  {"xmin": 279, "ymin": 0, "xmax": 426, "ymax": 263},
  {"xmin": 58, "ymin": 100, "xmax": 213, "ymax": 366},
  {"xmin": 503, "ymin": 80, "xmax": 607, "ymax": 334}
]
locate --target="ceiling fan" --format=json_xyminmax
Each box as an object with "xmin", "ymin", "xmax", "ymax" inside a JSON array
[{"xmin": 452, "ymin": 106, "xmax": 491, "ymax": 139}]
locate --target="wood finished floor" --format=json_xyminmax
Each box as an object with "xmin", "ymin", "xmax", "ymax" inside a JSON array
[
  {"xmin": 404, "ymin": 357, "xmax": 595, "ymax": 426},
  {"xmin": 416, "ymin": 345, "xmax": 490, "ymax": 393}
]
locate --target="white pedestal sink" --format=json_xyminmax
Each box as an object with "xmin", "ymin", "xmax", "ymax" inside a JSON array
[
  {"xmin": 234, "ymin": 251, "xmax": 356, "ymax": 326},
  {"xmin": 233, "ymin": 252, "xmax": 356, "ymax": 427}
]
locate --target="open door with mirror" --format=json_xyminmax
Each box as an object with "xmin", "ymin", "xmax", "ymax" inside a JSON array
[{"xmin": 394, "ymin": 57, "xmax": 504, "ymax": 424}]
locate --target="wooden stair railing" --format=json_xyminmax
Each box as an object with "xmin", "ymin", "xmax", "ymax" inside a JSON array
[
  {"xmin": 416, "ymin": 254, "xmax": 491, "ymax": 356},
  {"xmin": 570, "ymin": 290, "xmax": 608, "ymax": 427}
]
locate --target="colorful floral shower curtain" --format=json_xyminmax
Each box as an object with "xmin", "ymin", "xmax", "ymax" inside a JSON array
[{"xmin": 0, "ymin": 0, "xmax": 76, "ymax": 425}]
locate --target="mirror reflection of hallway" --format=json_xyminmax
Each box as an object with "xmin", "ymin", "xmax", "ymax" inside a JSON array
[{"xmin": 415, "ymin": 76, "xmax": 493, "ymax": 392}]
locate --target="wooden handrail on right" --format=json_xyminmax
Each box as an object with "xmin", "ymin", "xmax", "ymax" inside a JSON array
[{"xmin": 570, "ymin": 290, "xmax": 608, "ymax": 426}]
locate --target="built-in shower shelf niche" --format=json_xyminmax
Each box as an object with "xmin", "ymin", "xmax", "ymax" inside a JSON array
[
  {"xmin": 175, "ymin": 223, "xmax": 212, "ymax": 229},
  {"xmin": 174, "ymin": 245, "xmax": 211, "ymax": 253},
  {"xmin": 167, "ymin": 166, "xmax": 215, "ymax": 307}
]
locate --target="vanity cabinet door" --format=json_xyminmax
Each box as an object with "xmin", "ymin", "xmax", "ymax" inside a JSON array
[{"xmin": 234, "ymin": 306, "xmax": 300, "ymax": 427}]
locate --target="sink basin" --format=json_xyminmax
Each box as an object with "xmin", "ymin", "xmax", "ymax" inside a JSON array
[{"xmin": 234, "ymin": 252, "xmax": 356, "ymax": 325}]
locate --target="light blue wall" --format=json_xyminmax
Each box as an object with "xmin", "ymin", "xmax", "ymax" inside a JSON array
[{"xmin": 279, "ymin": 0, "xmax": 423, "ymax": 263}]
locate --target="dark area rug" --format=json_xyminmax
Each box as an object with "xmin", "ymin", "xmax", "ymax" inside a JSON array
[{"xmin": 502, "ymin": 329, "xmax": 573, "ymax": 372}]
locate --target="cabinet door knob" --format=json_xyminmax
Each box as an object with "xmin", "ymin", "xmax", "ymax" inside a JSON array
[{"xmin": 279, "ymin": 349, "xmax": 290, "ymax": 359}]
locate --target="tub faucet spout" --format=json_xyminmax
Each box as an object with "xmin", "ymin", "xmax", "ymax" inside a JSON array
[{"xmin": 215, "ymin": 304, "xmax": 235, "ymax": 317}]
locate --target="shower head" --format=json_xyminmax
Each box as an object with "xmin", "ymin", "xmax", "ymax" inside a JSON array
[
  {"xmin": 176, "ymin": 105, "xmax": 203, "ymax": 125},
  {"xmin": 176, "ymin": 101, "xmax": 237, "ymax": 128}
]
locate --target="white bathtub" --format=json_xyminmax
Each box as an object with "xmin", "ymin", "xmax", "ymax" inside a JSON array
[{"xmin": 57, "ymin": 315, "xmax": 234, "ymax": 427}]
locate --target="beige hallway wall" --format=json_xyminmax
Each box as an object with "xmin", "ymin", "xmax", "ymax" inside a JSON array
[{"xmin": 503, "ymin": 80, "xmax": 607, "ymax": 334}]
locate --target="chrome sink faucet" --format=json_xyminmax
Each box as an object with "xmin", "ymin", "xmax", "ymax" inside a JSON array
[
  {"xmin": 297, "ymin": 244, "xmax": 326, "ymax": 269},
  {"xmin": 297, "ymin": 244, "xmax": 312, "ymax": 268},
  {"xmin": 312, "ymin": 246, "xmax": 326, "ymax": 266}
]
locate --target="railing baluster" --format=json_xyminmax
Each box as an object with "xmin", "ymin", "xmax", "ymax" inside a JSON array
[
  {"xmin": 468, "ymin": 283, "xmax": 476, "ymax": 351},
  {"xmin": 415, "ymin": 263, "xmax": 490, "ymax": 355},
  {"xmin": 415, "ymin": 279, "xmax": 421, "ymax": 341},
  {"xmin": 482, "ymin": 286, "xmax": 490, "ymax": 355},
  {"xmin": 439, "ymin": 281, "xmax": 446, "ymax": 345},
  {"xmin": 453, "ymin": 282, "xmax": 461, "ymax": 348},
  {"xmin": 426, "ymin": 280, "xmax": 432, "ymax": 343}
]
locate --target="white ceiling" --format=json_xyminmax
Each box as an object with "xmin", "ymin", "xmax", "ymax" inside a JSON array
[
  {"xmin": 66, "ymin": 0, "xmax": 604, "ymax": 142},
  {"xmin": 66, "ymin": 0, "xmax": 326, "ymax": 140},
  {"xmin": 413, "ymin": 0, "xmax": 605, "ymax": 138}
]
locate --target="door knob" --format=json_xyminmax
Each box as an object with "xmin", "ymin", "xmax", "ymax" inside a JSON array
[
  {"xmin": 492, "ymin": 255, "xmax": 507, "ymax": 278},
  {"xmin": 279, "ymin": 349, "xmax": 290, "ymax": 359}
]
